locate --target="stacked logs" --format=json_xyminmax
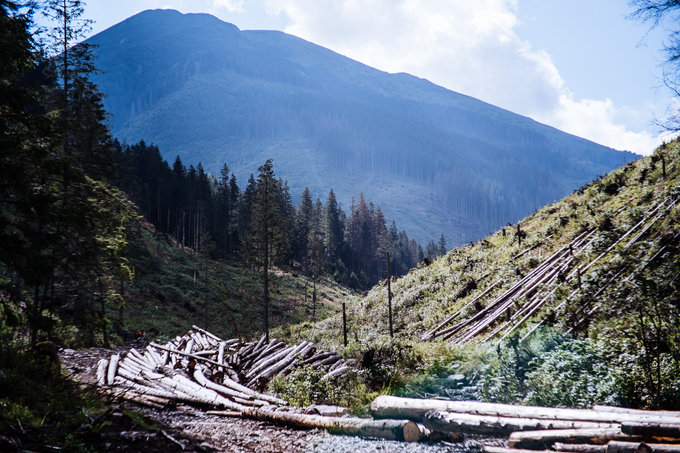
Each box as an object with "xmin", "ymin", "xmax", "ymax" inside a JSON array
[
  {"xmin": 371, "ymin": 396, "xmax": 680, "ymax": 451},
  {"xmin": 94, "ymin": 327, "xmax": 423, "ymax": 442},
  {"xmin": 96, "ymin": 325, "xmax": 350, "ymax": 409}
]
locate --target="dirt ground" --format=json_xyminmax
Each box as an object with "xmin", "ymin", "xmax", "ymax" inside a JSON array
[{"xmin": 59, "ymin": 345, "xmax": 485, "ymax": 453}]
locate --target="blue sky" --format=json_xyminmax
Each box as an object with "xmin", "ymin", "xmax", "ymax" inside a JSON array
[{"xmin": 61, "ymin": 0, "xmax": 677, "ymax": 155}]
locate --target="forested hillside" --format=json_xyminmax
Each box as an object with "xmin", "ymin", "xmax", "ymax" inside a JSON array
[
  {"xmin": 283, "ymin": 140, "xmax": 680, "ymax": 410},
  {"xmin": 87, "ymin": 9, "xmax": 635, "ymax": 245},
  {"xmin": 112, "ymin": 141, "xmax": 427, "ymax": 291}
]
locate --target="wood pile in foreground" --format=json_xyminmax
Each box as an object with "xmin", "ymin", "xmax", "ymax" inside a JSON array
[
  {"xmin": 94, "ymin": 326, "xmax": 421, "ymax": 442},
  {"xmin": 94, "ymin": 329, "xmax": 679, "ymax": 446},
  {"xmin": 371, "ymin": 396, "xmax": 680, "ymax": 450}
]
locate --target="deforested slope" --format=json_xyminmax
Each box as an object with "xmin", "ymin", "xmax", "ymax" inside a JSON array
[{"xmin": 291, "ymin": 140, "xmax": 679, "ymax": 353}]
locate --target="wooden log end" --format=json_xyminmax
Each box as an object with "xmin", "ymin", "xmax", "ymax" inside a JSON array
[{"xmin": 402, "ymin": 421, "xmax": 422, "ymax": 442}]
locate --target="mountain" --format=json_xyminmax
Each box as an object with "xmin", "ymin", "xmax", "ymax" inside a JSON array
[{"xmin": 87, "ymin": 9, "xmax": 635, "ymax": 245}]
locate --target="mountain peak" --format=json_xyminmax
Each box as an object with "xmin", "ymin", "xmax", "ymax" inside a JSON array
[{"xmin": 88, "ymin": 10, "xmax": 634, "ymax": 245}]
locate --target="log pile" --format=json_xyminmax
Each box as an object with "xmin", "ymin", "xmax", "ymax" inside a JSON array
[
  {"xmin": 96, "ymin": 325, "xmax": 351, "ymax": 409},
  {"xmin": 94, "ymin": 326, "xmax": 425, "ymax": 442},
  {"xmin": 370, "ymin": 396, "xmax": 680, "ymax": 451}
]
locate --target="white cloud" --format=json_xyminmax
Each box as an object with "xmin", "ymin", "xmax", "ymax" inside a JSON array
[
  {"xmin": 213, "ymin": 0, "xmax": 244, "ymax": 13},
  {"xmin": 264, "ymin": 0, "xmax": 663, "ymax": 155}
]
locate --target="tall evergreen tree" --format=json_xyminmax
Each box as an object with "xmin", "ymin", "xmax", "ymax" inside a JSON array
[
  {"xmin": 438, "ymin": 233, "xmax": 447, "ymax": 256},
  {"xmin": 325, "ymin": 189, "xmax": 344, "ymax": 274},
  {"xmin": 294, "ymin": 187, "xmax": 313, "ymax": 272},
  {"xmin": 308, "ymin": 198, "xmax": 325, "ymax": 319},
  {"xmin": 250, "ymin": 160, "xmax": 289, "ymax": 342}
]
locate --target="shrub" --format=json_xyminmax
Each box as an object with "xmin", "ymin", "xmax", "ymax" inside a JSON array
[{"xmin": 524, "ymin": 339, "xmax": 620, "ymax": 408}]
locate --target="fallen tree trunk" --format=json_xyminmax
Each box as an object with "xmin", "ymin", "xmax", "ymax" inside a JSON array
[
  {"xmin": 107, "ymin": 353, "xmax": 120, "ymax": 385},
  {"xmin": 621, "ymin": 423, "xmax": 680, "ymax": 439},
  {"xmin": 484, "ymin": 447, "xmax": 560, "ymax": 453},
  {"xmin": 423, "ymin": 410, "xmax": 618, "ymax": 436},
  {"xmin": 96, "ymin": 358, "xmax": 108, "ymax": 386},
  {"xmin": 211, "ymin": 406, "xmax": 422, "ymax": 442},
  {"xmin": 594, "ymin": 407, "xmax": 680, "ymax": 418},
  {"xmin": 509, "ymin": 428, "xmax": 640, "ymax": 450},
  {"xmin": 371, "ymin": 396, "xmax": 680, "ymax": 425},
  {"xmin": 553, "ymin": 443, "xmax": 606, "ymax": 453}
]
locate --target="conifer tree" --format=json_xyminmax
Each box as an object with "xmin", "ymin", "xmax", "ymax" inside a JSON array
[
  {"xmin": 250, "ymin": 160, "xmax": 289, "ymax": 342},
  {"xmin": 324, "ymin": 189, "xmax": 344, "ymax": 272},
  {"xmin": 438, "ymin": 233, "xmax": 447, "ymax": 256},
  {"xmin": 308, "ymin": 198, "xmax": 325, "ymax": 318},
  {"xmin": 294, "ymin": 187, "xmax": 314, "ymax": 272}
]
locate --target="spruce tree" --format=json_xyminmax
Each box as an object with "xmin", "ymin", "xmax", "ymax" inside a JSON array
[
  {"xmin": 250, "ymin": 160, "xmax": 289, "ymax": 342},
  {"xmin": 325, "ymin": 189, "xmax": 344, "ymax": 274},
  {"xmin": 438, "ymin": 233, "xmax": 447, "ymax": 256},
  {"xmin": 294, "ymin": 187, "xmax": 313, "ymax": 272}
]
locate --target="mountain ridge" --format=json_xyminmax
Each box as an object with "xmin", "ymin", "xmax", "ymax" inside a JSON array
[{"xmin": 87, "ymin": 9, "xmax": 636, "ymax": 244}]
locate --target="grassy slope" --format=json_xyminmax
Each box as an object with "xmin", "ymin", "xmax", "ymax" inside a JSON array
[
  {"xmin": 283, "ymin": 141, "xmax": 679, "ymax": 352},
  {"xmin": 118, "ymin": 226, "xmax": 354, "ymax": 342}
]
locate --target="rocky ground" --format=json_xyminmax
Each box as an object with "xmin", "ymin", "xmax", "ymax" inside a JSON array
[{"xmin": 59, "ymin": 345, "xmax": 485, "ymax": 452}]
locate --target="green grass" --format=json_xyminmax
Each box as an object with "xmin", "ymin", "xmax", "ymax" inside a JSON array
[{"xmin": 115, "ymin": 225, "xmax": 355, "ymax": 343}]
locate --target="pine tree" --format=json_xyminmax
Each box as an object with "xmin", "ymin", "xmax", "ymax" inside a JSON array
[
  {"xmin": 307, "ymin": 198, "xmax": 326, "ymax": 319},
  {"xmin": 438, "ymin": 233, "xmax": 447, "ymax": 256},
  {"xmin": 228, "ymin": 173, "xmax": 240, "ymax": 255},
  {"xmin": 373, "ymin": 207, "xmax": 389, "ymax": 279},
  {"xmin": 250, "ymin": 160, "xmax": 289, "ymax": 342},
  {"xmin": 294, "ymin": 187, "xmax": 314, "ymax": 272},
  {"xmin": 425, "ymin": 239, "xmax": 438, "ymax": 259},
  {"xmin": 324, "ymin": 189, "xmax": 344, "ymax": 273}
]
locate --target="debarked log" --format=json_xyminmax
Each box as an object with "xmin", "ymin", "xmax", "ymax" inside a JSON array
[
  {"xmin": 509, "ymin": 428, "xmax": 641, "ymax": 450},
  {"xmin": 370, "ymin": 396, "xmax": 680, "ymax": 425},
  {"xmin": 621, "ymin": 423, "xmax": 680, "ymax": 439},
  {"xmin": 555, "ymin": 441, "xmax": 680, "ymax": 453},
  {"xmin": 216, "ymin": 406, "xmax": 422, "ymax": 442},
  {"xmin": 423, "ymin": 410, "xmax": 618, "ymax": 436},
  {"xmin": 484, "ymin": 447, "xmax": 559, "ymax": 453}
]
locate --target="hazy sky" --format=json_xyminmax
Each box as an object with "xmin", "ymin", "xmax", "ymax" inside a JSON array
[{"xmin": 61, "ymin": 0, "xmax": 678, "ymax": 155}]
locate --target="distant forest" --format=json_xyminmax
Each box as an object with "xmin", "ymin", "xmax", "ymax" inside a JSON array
[{"xmin": 112, "ymin": 141, "xmax": 442, "ymax": 289}]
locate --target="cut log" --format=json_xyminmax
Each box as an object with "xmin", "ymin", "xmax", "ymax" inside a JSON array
[
  {"xmin": 484, "ymin": 447, "xmax": 556, "ymax": 453},
  {"xmin": 423, "ymin": 410, "xmax": 618, "ymax": 436},
  {"xmin": 309, "ymin": 354, "xmax": 341, "ymax": 369},
  {"xmin": 246, "ymin": 345, "xmax": 295, "ymax": 379},
  {"xmin": 234, "ymin": 406, "xmax": 422, "ymax": 442},
  {"xmin": 149, "ymin": 342, "xmax": 228, "ymax": 368},
  {"xmin": 621, "ymin": 423, "xmax": 680, "ymax": 439},
  {"xmin": 96, "ymin": 358, "xmax": 108, "ymax": 386},
  {"xmin": 636, "ymin": 444, "xmax": 680, "ymax": 453},
  {"xmin": 192, "ymin": 365, "xmax": 261, "ymax": 403},
  {"xmin": 553, "ymin": 443, "xmax": 606, "ymax": 453},
  {"xmin": 320, "ymin": 366, "xmax": 350, "ymax": 381},
  {"xmin": 302, "ymin": 351, "xmax": 335, "ymax": 365},
  {"xmin": 246, "ymin": 342, "xmax": 310, "ymax": 386},
  {"xmin": 509, "ymin": 428, "xmax": 639, "ymax": 450},
  {"xmin": 370, "ymin": 396, "xmax": 680, "ymax": 425},
  {"xmin": 107, "ymin": 353, "xmax": 120, "ymax": 385},
  {"xmin": 594, "ymin": 407, "xmax": 680, "ymax": 418},
  {"xmin": 607, "ymin": 442, "xmax": 653, "ymax": 453},
  {"xmin": 191, "ymin": 325, "xmax": 224, "ymax": 343},
  {"xmin": 217, "ymin": 342, "xmax": 226, "ymax": 366}
]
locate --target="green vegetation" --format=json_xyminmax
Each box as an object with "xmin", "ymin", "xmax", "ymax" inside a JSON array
[
  {"xmin": 283, "ymin": 141, "xmax": 680, "ymax": 410},
  {"xmin": 118, "ymin": 224, "xmax": 353, "ymax": 342}
]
